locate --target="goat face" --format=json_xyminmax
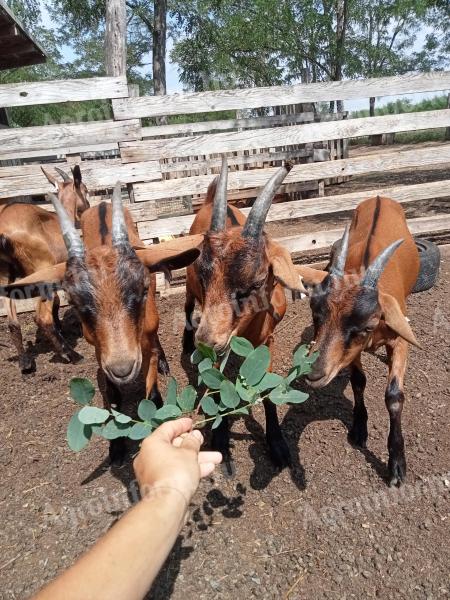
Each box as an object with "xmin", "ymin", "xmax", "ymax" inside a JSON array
[
  {"xmin": 64, "ymin": 246, "xmax": 149, "ymax": 385},
  {"xmin": 307, "ymin": 274, "xmax": 381, "ymax": 387},
  {"xmin": 194, "ymin": 230, "xmax": 274, "ymax": 354},
  {"xmin": 42, "ymin": 165, "xmax": 90, "ymax": 224}
]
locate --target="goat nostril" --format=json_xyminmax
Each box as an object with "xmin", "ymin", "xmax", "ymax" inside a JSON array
[
  {"xmin": 306, "ymin": 370, "xmax": 324, "ymax": 382},
  {"xmin": 107, "ymin": 361, "xmax": 135, "ymax": 379}
]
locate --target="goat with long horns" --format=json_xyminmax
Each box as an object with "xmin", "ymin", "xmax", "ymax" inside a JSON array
[
  {"xmin": 184, "ymin": 157, "xmax": 307, "ymax": 471},
  {"xmin": 296, "ymin": 195, "xmax": 422, "ymax": 487},
  {"xmin": 4, "ymin": 183, "xmax": 203, "ymax": 465}
]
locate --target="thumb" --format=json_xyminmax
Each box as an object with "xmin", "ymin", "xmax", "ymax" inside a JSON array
[{"xmin": 180, "ymin": 431, "xmax": 202, "ymax": 453}]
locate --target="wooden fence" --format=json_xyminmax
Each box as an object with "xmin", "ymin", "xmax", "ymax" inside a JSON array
[{"xmin": 1, "ymin": 70, "xmax": 450, "ymax": 312}]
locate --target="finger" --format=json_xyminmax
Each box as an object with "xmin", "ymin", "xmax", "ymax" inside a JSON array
[
  {"xmin": 151, "ymin": 418, "xmax": 193, "ymax": 443},
  {"xmin": 180, "ymin": 431, "xmax": 202, "ymax": 453},
  {"xmin": 199, "ymin": 462, "xmax": 217, "ymax": 478},
  {"xmin": 191, "ymin": 429, "xmax": 204, "ymax": 444},
  {"xmin": 198, "ymin": 451, "xmax": 222, "ymax": 465},
  {"xmin": 172, "ymin": 433, "xmax": 189, "ymax": 448}
]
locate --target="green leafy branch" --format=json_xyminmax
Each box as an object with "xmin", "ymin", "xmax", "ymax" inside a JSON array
[{"xmin": 67, "ymin": 337, "xmax": 318, "ymax": 452}]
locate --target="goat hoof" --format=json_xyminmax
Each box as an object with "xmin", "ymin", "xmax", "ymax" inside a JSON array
[
  {"xmin": 182, "ymin": 329, "xmax": 195, "ymax": 354},
  {"xmin": 19, "ymin": 355, "xmax": 35, "ymax": 374},
  {"xmin": 388, "ymin": 457, "xmax": 406, "ymax": 487},
  {"xmin": 220, "ymin": 455, "xmax": 236, "ymax": 478},
  {"xmin": 267, "ymin": 435, "xmax": 291, "ymax": 470},
  {"xmin": 158, "ymin": 354, "xmax": 170, "ymax": 376},
  {"xmin": 68, "ymin": 350, "xmax": 84, "ymax": 364},
  {"xmin": 348, "ymin": 425, "xmax": 368, "ymax": 448}
]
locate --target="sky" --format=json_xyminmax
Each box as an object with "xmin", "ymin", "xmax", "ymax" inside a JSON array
[{"xmin": 39, "ymin": 1, "xmax": 447, "ymax": 113}]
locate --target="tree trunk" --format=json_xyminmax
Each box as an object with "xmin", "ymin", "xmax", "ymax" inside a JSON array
[
  {"xmin": 153, "ymin": 0, "xmax": 167, "ymax": 125},
  {"xmin": 105, "ymin": 0, "xmax": 127, "ymax": 77},
  {"xmin": 369, "ymin": 96, "xmax": 383, "ymax": 145}
]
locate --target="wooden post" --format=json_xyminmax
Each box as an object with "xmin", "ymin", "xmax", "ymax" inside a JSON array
[
  {"xmin": 105, "ymin": 0, "xmax": 127, "ymax": 77},
  {"xmin": 446, "ymin": 93, "xmax": 450, "ymax": 141}
]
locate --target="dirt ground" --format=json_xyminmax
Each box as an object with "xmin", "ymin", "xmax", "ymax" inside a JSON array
[{"xmin": 0, "ymin": 227, "xmax": 449, "ymax": 599}]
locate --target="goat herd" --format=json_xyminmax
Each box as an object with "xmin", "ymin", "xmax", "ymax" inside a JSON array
[{"xmin": 0, "ymin": 158, "xmax": 428, "ymax": 487}]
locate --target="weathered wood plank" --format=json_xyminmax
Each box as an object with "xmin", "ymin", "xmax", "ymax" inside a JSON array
[
  {"xmin": 113, "ymin": 71, "xmax": 450, "ymax": 119},
  {"xmin": 0, "ymin": 159, "xmax": 161, "ymax": 199},
  {"xmin": 0, "ymin": 76, "xmax": 129, "ymax": 109},
  {"xmin": 137, "ymin": 178, "xmax": 450, "ymax": 239},
  {"xmin": 0, "ymin": 142, "xmax": 120, "ymax": 162},
  {"xmin": 0, "ymin": 119, "xmax": 141, "ymax": 157},
  {"xmin": 130, "ymin": 143, "xmax": 450, "ymax": 204},
  {"xmin": 159, "ymin": 149, "xmax": 315, "ymax": 174},
  {"xmin": 120, "ymin": 110, "xmax": 450, "ymax": 162}
]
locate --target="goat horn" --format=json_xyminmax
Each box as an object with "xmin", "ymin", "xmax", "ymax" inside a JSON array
[
  {"xmin": 48, "ymin": 193, "xmax": 84, "ymax": 259},
  {"xmin": 111, "ymin": 182, "xmax": 130, "ymax": 247},
  {"xmin": 242, "ymin": 162, "xmax": 293, "ymax": 239},
  {"xmin": 362, "ymin": 239, "xmax": 404, "ymax": 289},
  {"xmin": 54, "ymin": 167, "xmax": 71, "ymax": 182},
  {"xmin": 329, "ymin": 224, "xmax": 350, "ymax": 278},
  {"xmin": 210, "ymin": 155, "xmax": 228, "ymax": 232}
]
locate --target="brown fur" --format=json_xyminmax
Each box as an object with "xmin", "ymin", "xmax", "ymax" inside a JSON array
[
  {"xmin": 298, "ymin": 197, "xmax": 421, "ymax": 486},
  {"xmin": 0, "ymin": 167, "xmax": 89, "ymax": 372}
]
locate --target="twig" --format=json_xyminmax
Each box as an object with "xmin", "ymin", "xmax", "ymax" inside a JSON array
[
  {"xmin": 0, "ymin": 553, "xmax": 21, "ymax": 571},
  {"xmin": 284, "ymin": 572, "xmax": 305, "ymax": 599},
  {"xmin": 23, "ymin": 481, "xmax": 51, "ymax": 495}
]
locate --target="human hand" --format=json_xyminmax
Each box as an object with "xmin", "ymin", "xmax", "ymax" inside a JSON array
[{"xmin": 133, "ymin": 418, "xmax": 222, "ymax": 504}]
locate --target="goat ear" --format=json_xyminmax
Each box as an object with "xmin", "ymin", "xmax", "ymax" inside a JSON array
[
  {"xmin": 378, "ymin": 292, "xmax": 422, "ymax": 348},
  {"xmin": 267, "ymin": 242, "xmax": 306, "ymax": 293},
  {"xmin": 41, "ymin": 167, "xmax": 60, "ymax": 189},
  {"xmin": 1, "ymin": 263, "xmax": 66, "ymax": 298},
  {"xmin": 135, "ymin": 234, "xmax": 203, "ymax": 272},
  {"xmin": 72, "ymin": 165, "xmax": 82, "ymax": 188},
  {"xmin": 295, "ymin": 265, "xmax": 328, "ymax": 290}
]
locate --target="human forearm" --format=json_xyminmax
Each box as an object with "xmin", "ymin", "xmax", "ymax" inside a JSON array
[{"xmin": 33, "ymin": 487, "xmax": 187, "ymax": 600}]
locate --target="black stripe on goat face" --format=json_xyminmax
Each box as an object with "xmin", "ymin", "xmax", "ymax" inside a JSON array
[
  {"xmin": 116, "ymin": 246, "xmax": 148, "ymax": 322},
  {"xmin": 341, "ymin": 287, "xmax": 380, "ymax": 348},
  {"xmin": 63, "ymin": 257, "xmax": 97, "ymax": 330}
]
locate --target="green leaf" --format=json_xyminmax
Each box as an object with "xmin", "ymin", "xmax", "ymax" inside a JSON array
[
  {"xmin": 269, "ymin": 385, "xmax": 309, "ymax": 406},
  {"xmin": 69, "ymin": 378, "xmax": 95, "ymax": 406},
  {"xmin": 78, "ymin": 406, "xmax": 110, "ymax": 425},
  {"xmin": 67, "ymin": 411, "xmax": 92, "ymax": 451},
  {"xmin": 200, "ymin": 368, "xmax": 225, "ymax": 389},
  {"xmin": 129, "ymin": 422, "xmax": 153, "ymax": 440},
  {"xmin": 234, "ymin": 406, "xmax": 250, "ymax": 415},
  {"xmin": 190, "ymin": 349, "xmax": 203, "ymax": 365},
  {"xmin": 230, "ymin": 336, "xmax": 254, "ymax": 357},
  {"xmin": 153, "ymin": 404, "xmax": 182, "ymax": 422},
  {"xmin": 219, "ymin": 347, "xmax": 231, "ymax": 373},
  {"xmin": 166, "ymin": 377, "xmax": 178, "ymax": 405},
  {"xmin": 236, "ymin": 378, "xmax": 257, "ymax": 403},
  {"xmin": 138, "ymin": 399, "xmax": 157, "ymax": 422},
  {"xmin": 196, "ymin": 342, "xmax": 217, "ymax": 362},
  {"xmin": 198, "ymin": 357, "xmax": 213, "ymax": 373},
  {"xmin": 212, "ymin": 414, "xmax": 223, "ymax": 429},
  {"xmin": 177, "ymin": 386, "xmax": 197, "ymax": 412},
  {"xmin": 239, "ymin": 345, "xmax": 271, "ymax": 386},
  {"xmin": 112, "ymin": 409, "xmax": 132, "ymax": 424},
  {"xmin": 220, "ymin": 380, "xmax": 240, "ymax": 409},
  {"xmin": 284, "ymin": 368, "xmax": 299, "ymax": 386},
  {"xmin": 257, "ymin": 372, "xmax": 284, "ymax": 391},
  {"xmin": 201, "ymin": 396, "xmax": 219, "ymax": 416},
  {"xmin": 101, "ymin": 420, "xmax": 132, "ymax": 440},
  {"xmin": 292, "ymin": 344, "xmax": 309, "ymax": 367}
]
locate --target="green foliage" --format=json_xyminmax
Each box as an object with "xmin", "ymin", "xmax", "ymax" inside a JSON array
[{"xmin": 66, "ymin": 336, "xmax": 318, "ymax": 452}]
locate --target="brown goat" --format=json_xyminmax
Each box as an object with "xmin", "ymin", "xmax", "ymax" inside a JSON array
[
  {"xmin": 5, "ymin": 184, "xmax": 202, "ymax": 464},
  {"xmin": 0, "ymin": 165, "xmax": 89, "ymax": 372},
  {"xmin": 184, "ymin": 158, "xmax": 306, "ymax": 470},
  {"xmin": 297, "ymin": 196, "xmax": 421, "ymax": 486}
]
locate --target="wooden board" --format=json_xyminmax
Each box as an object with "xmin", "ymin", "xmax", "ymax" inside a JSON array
[
  {"xmin": 130, "ymin": 144, "xmax": 450, "ymax": 204},
  {"xmin": 0, "ymin": 142, "xmax": 120, "ymax": 162},
  {"xmin": 0, "ymin": 76, "xmax": 129, "ymax": 109},
  {"xmin": 137, "ymin": 178, "xmax": 450, "ymax": 239},
  {"xmin": 0, "ymin": 119, "xmax": 141, "ymax": 157},
  {"xmin": 113, "ymin": 71, "xmax": 450, "ymax": 119},
  {"xmin": 0, "ymin": 159, "xmax": 161, "ymax": 199},
  {"xmin": 120, "ymin": 110, "xmax": 450, "ymax": 162}
]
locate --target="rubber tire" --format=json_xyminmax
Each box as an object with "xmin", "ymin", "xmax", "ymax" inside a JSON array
[{"xmin": 412, "ymin": 239, "xmax": 441, "ymax": 293}]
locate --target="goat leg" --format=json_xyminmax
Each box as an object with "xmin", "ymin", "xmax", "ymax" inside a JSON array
[
  {"xmin": 348, "ymin": 356, "xmax": 368, "ymax": 448},
  {"xmin": 385, "ymin": 339, "xmax": 408, "ymax": 487},
  {"xmin": 4, "ymin": 297, "xmax": 35, "ymax": 373}
]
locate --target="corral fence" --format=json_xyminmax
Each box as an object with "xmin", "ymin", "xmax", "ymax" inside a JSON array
[{"xmin": 1, "ymin": 71, "xmax": 450, "ymax": 312}]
